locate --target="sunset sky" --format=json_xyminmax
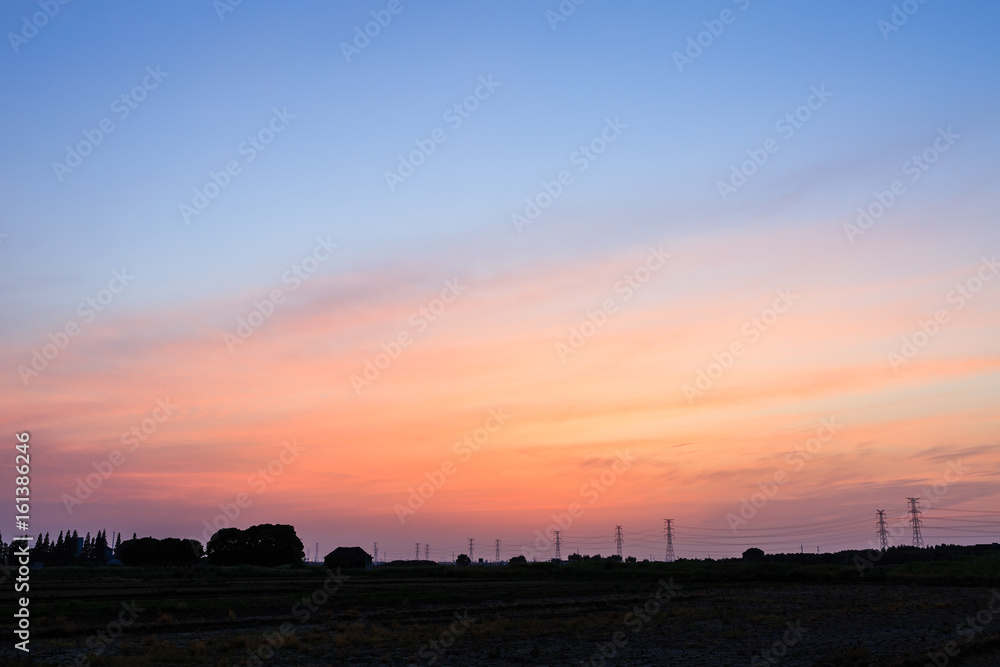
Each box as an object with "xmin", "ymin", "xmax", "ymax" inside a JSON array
[{"xmin": 2, "ymin": 1, "xmax": 999, "ymax": 561}]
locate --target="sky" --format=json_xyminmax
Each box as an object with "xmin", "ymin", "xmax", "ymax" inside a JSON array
[{"xmin": 2, "ymin": 0, "xmax": 999, "ymax": 562}]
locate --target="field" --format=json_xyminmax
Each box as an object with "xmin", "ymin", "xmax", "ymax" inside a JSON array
[{"xmin": 4, "ymin": 559, "xmax": 1000, "ymax": 666}]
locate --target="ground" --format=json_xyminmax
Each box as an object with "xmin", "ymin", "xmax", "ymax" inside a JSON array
[{"xmin": 4, "ymin": 561, "xmax": 1000, "ymax": 666}]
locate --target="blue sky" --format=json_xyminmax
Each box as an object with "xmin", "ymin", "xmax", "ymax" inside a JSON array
[{"xmin": 3, "ymin": 1, "xmax": 999, "ymax": 557}]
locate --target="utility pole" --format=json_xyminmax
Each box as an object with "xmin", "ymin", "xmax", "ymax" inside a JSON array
[
  {"xmin": 907, "ymin": 498, "xmax": 924, "ymax": 548},
  {"xmin": 615, "ymin": 525, "xmax": 623, "ymax": 559},
  {"xmin": 663, "ymin": 519, "xmax": 675, "ymax": 562},
  {"xmin": 876, "ymin": 509, "xmax": 889, "ymax": 551},
  {"xmin": 495, "ymin": 539, "xmax": 501, "ymax": 563},
  {"xmin": 554, "ymin": 531, "xmax": 561, "ymax": 560},
  {"xmin": 468, "ymin": 538, "xmax": 474, "ymax": 562},
  {"xmin": 315, "ymin": 543, "xmax": 319, "ymax": 564}
]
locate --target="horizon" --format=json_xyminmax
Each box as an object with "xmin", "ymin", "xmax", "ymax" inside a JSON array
[{"xmin": 3, "ymin": 1, "xmax": 1000, "ymax": 564}]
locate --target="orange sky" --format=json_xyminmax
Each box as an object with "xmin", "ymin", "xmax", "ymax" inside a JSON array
[{"xmin": 5, "ymin": 220, "xmax": 999, "ymax": 560}]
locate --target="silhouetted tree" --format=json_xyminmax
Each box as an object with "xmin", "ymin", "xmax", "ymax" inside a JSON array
[
  {"xmin": 742, "ymin": 547, "xmax": 765, "ymax": 561},
  {"xmin": 118, "ymin": 537, "xmax": 203, "ymax": 566},
  {"xmin": 206, "ymin": 524, "xmax": 304, "ymax": 567},
  {"xmin": 456, "ymin": 553, "xmax": 472, "ymax": 566},
  {"xmin": 507, "ymin": 555, "xmax": 526, "ymax": 565}
]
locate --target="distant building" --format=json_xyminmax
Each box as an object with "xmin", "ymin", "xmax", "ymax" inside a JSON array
[{"xmin": 324, "ymin": 546, "xmax": 372, "ymax": 569}]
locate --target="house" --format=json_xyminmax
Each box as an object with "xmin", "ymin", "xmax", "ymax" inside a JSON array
[{"xmin": 324, "ymin": 546, "xmax": 372, "ymax": 569}]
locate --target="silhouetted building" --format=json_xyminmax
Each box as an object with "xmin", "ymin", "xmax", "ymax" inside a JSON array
[{"xmin": 324, "ymin": 546, "xmax": 372, "ymax": 569}]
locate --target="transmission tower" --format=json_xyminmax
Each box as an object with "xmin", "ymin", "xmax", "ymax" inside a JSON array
[
  {"xmin": 554, "ymin": 530, "xmax": 561, "ymax": 560},
  {"xmin": 468, "ymin": 538, "xmax": 474, "ymax": 561},
  {"xmin": 907, "ymin": 498, "xmax": 924, "ymax": 548},
  {"xmin": 876, "ymin": 510, "xmax": 889, "ymax": 551},
  {"xmin": 494, "ymin": 539, "xmax": 501, "ymax": 563},
  {"xmin": 663, "ymin": 519, "xmax": 675, "ymax": 562},
  {"xmin": 373, "ymin": 542, "xmax": 378, "ymax": 564},
  {"xmin": 315, "ymin": 543, "xmax": 319, "ymax": 564},
  {"xmin": 415, "ymin": 543, "xmax": 420, "ymax": 560},
  {"xmin": 614, "ymin": 525, "xmax": 623, "ymax": 558}
]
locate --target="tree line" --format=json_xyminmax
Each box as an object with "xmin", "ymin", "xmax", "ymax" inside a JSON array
[{"xmin": 0, "ymin": 524, "xmax": 304, "ymax": 568}]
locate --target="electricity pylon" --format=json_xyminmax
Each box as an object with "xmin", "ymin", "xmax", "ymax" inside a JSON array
[
  {"xmin": 664, "ymin": 519, "xmax": 675, "ymax": 562},
  {"xmin": 876, "ymin": 510, "xmax": 888, "ymax": 551},
  {"xmin": 907, "ymin": 498, "xmax": 924, "ymax": 548},
  {"xmin": 615, "ymin": 525, "xmax": 623, "ymax": 558}
]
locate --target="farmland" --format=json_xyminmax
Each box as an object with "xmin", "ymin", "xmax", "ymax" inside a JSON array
[{"xmin": 3, "ymin": 558, "xmax": 1000, "ymax": 666}]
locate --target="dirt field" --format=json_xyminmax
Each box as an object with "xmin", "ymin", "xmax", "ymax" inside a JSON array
[{"xmin": 5, "ymin": 564, "xmax": 1000, "ymax": 666}]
